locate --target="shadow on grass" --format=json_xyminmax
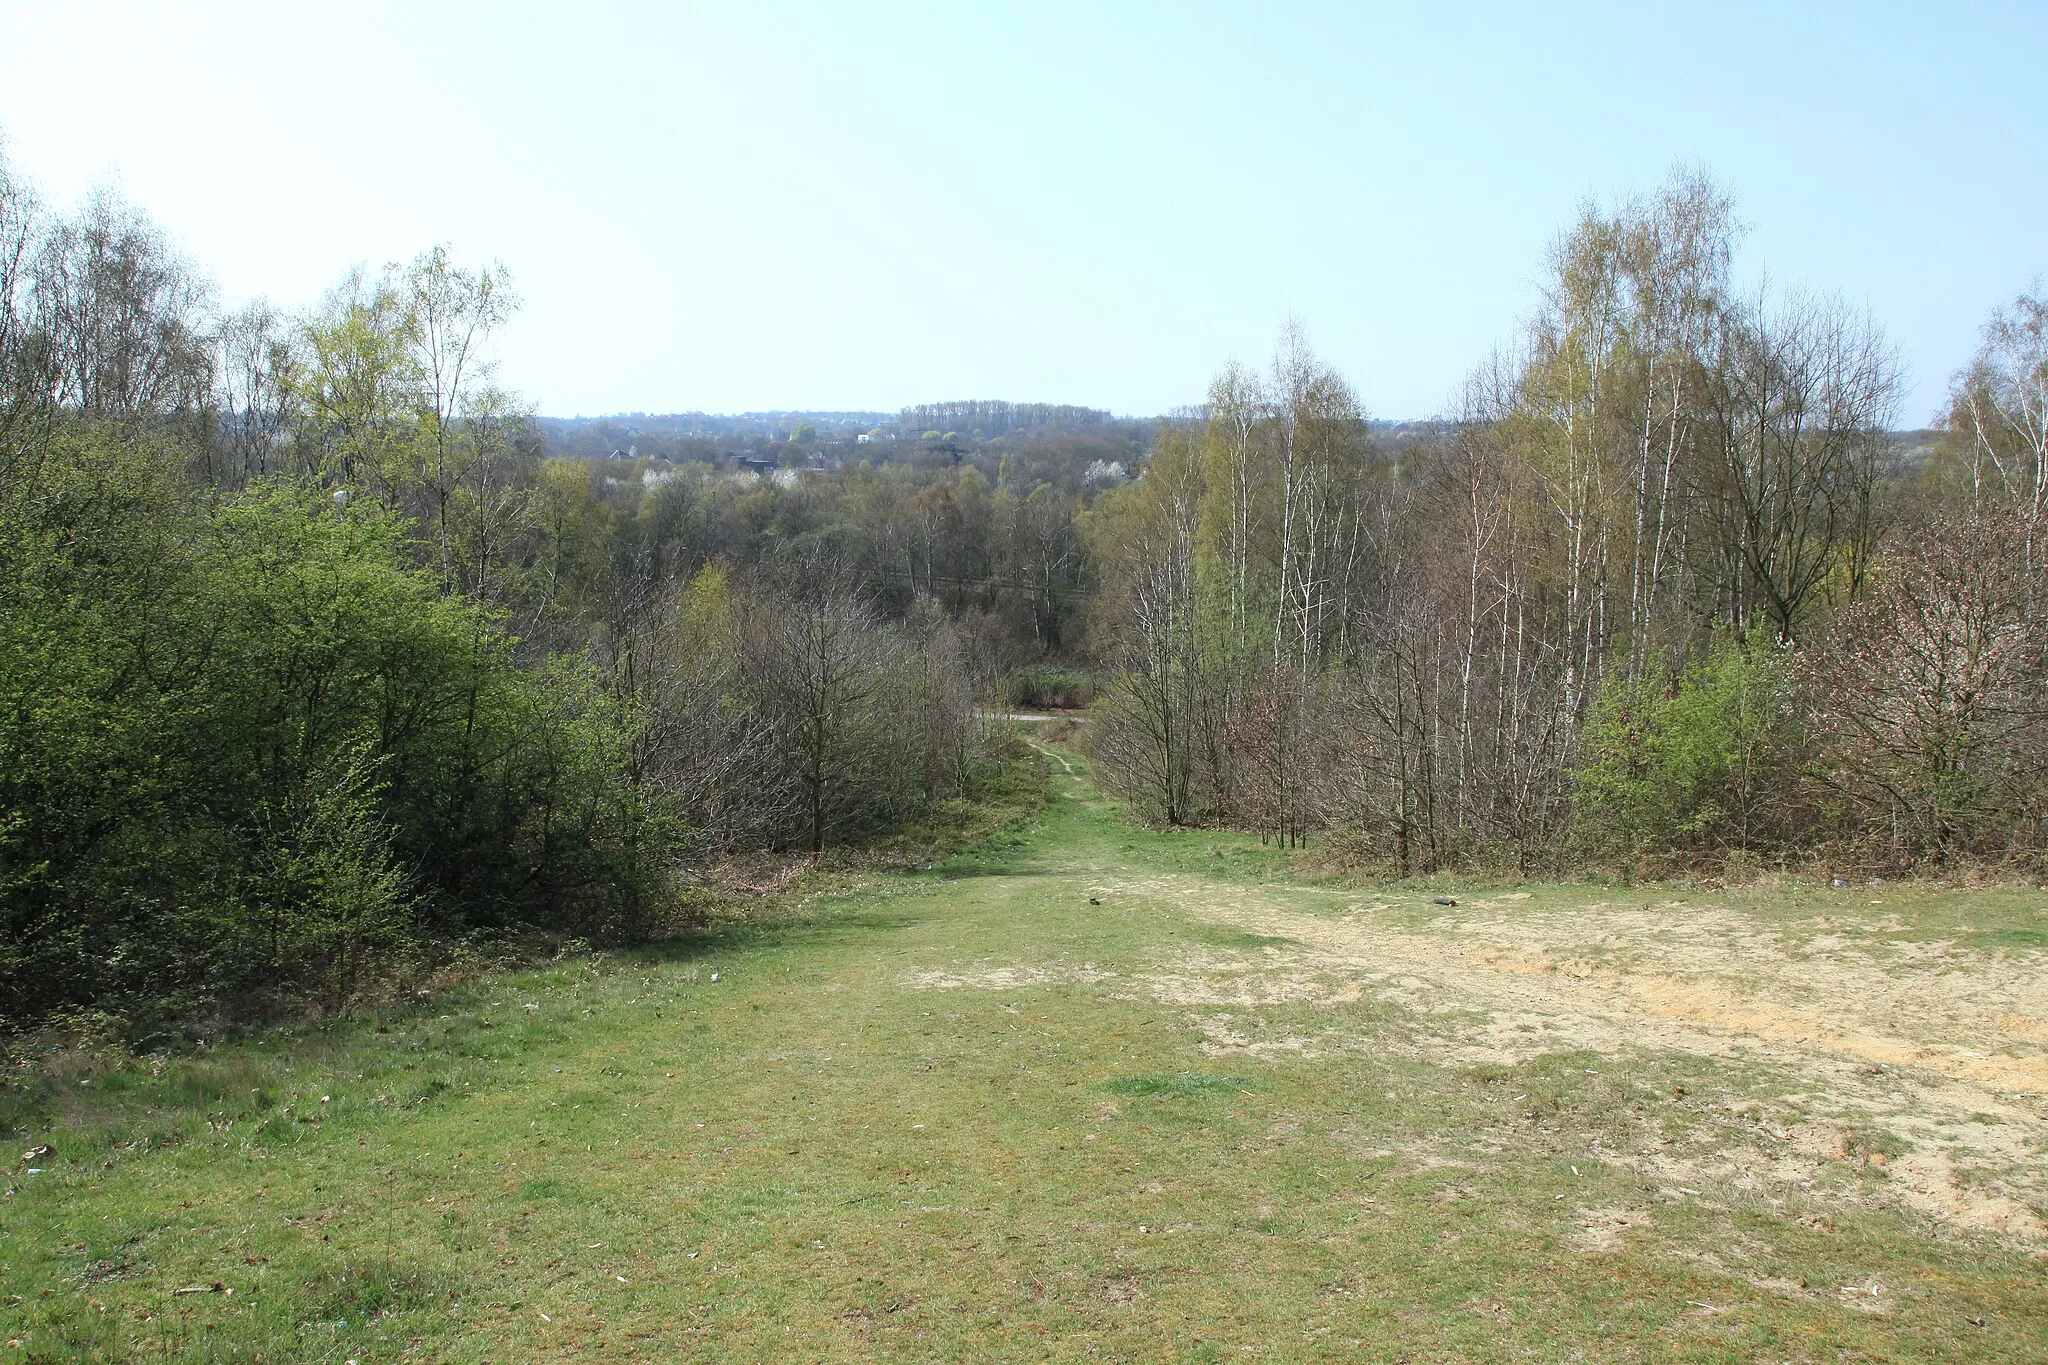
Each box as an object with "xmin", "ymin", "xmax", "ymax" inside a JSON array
[
  {"xmin": 22, "ymin": 1252, "xmax": 469, "ymax": 1365},
  {"xmin": 1967, "ymin": 927, "xmax": 2048, "ymax": 951},
  {"xmin": 1181, "ymin": 924, "xmax": 1298, "ymax": 949},
  {"xmin": 933, "ymin": 858, "xmax": 1056, "ymax": 880},
  {"xmin": 627, "ymin": 905, "xmax": 932, "ymax": 964},
  {"xmin": 1102, "ymin": 1072, "xmax": 1258, "ymax": 1099}
]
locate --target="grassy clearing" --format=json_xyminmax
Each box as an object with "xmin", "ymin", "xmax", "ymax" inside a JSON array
[{"xmin": 3, "ymin": 744, "xmax": 2045, "ymax": 1361}]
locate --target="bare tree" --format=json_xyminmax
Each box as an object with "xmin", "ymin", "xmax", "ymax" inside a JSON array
[
  {"xmin": 0, "ymin": 142, "xmax": 52, "ymax": 492},
  {"xmin": 742, "ymin": 577, "xmax": 892, "ymax": 854},
  {"xmin": 1803, "ymin": 508, "xmax": 2048, "ymax": 863},
  {"xmin": 207, "ymin": 299, "xmax": 298, "ymax": 483},
  {"xmin": 33, "ymin": 189, "xmax": 211, "ymax": 421},
  {"xmin": 1944, "ymin": 285, "xmax": 2048, "ymax": 575},
  {"xmin": 604, "ymin": 565, "xmax": 794, "ymax": 856},
  {"xmin": 1085, "ymin": 425, "xmax": 1207, "ymax": 824},
  {"xmin": 1697, "ymin": 290, "xmax": 1901, "ymax": 642},
  {"xmin": 1617, "ymin": 168, "xmax": 1735, "ymax": 676},
  {"xmin": 406, "ymin": 245, "xmax": 518, "ymax": 592}
]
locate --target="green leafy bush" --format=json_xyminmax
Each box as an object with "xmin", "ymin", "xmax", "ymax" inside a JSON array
[
  {"xmin": 1572, "ymin": 631, "xmax": 1802, "ymax": 861},
  {"xmin": 0, "ymin": 432, "xmax": 668, "ymax": 1028}
]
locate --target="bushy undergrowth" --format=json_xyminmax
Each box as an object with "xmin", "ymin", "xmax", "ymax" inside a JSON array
[
  {"xmin": 1, "ymin": 432, "xmax": 1042, "ymax": 1034},
  {"xmin": 1572, "ymin": 630, "xmax": 1804, "ymax": 864},
  {"xmin": 0, "ymin": 433, "xmax": 668, "ymax": 1030}
]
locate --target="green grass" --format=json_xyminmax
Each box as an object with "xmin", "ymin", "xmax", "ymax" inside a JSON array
[
  {"xmin": 1181, "ymin": 924, "xmax": 1297, "ymax": 950},
  {"xmin": 3, "ymin": 746, "xmax": 2044, "ymax": 1361},
  {"xmin": 1099, "ymin": 1073, "xmax": 1256, "ymax": 1100},
  {"xmin": 1968, "ymin": 927, "xmax": 2048, "ymax": 951}
]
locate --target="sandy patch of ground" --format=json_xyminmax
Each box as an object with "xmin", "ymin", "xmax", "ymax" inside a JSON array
[
  {"xmin": 904, "ymin": 963, "xmax": 1120, "ymax": 991},
  {"xmin": 901, "ymin": 868, "xmax": 2048, "ymax": 1244},
  {"xmin": 1122, "ymin": 875, "xmax": 2048, "ymax": 1252},
  {"xmin": 1570, "ymin": 1204, "xmax": 1652, "ymax": 1253},
  {"xmin": 1183, "ymin": 1012, "xmax": 1321, "ymax": 1057},
  {"xmin": 1107, "ymin": 873, "xmax": 2048, "ymax": 1245}
]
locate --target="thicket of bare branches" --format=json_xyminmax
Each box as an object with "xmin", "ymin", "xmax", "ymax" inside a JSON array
[
  {"xmin": 1085, "ymin": 169, "xmax": 2044, "ymax": 876},
  {"xmin": 1802, "ymin": 508, "xmax": 2048, "ymax": 865}
]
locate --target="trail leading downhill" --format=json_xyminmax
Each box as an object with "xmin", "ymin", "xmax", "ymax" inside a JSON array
[
  {"xmin": 929, "ymin": 753, "xmax": 2048, "ymax": 1249},
  {"xmin": 9, "ymin": 744, "xmax": 2048, "ymax": 1363}
]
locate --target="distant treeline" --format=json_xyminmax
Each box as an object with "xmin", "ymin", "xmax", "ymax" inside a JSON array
[
  {"xmin": 539, "ymin": 410, "xmax": 892, "ymax": 453},
  {"xmin": 538, "ymin": 404, "xmax": 1138, "ymax": 470},
  {"xmin": 899, "ymin": 401, "xmax": 1113, "ymax": 437}
]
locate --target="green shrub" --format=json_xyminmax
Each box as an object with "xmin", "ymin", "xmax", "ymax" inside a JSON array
[
  {"xmin": 0, "ymin": 434, "xmax": 668, "ymax": 1028},
  {"xmin": 1572, "ymin": 630, "xmax": 1802, "ymax": 860}
]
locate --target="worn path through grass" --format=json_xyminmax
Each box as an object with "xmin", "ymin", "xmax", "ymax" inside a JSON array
[{"xmin": 6, "ymin": 747, "xmax": 2048, "ymax": 1360}]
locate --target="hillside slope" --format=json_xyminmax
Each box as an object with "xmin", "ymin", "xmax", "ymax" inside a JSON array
[{"xmin": 6, "ymin": 749, "xmax": 2045, "ymax": 1361}]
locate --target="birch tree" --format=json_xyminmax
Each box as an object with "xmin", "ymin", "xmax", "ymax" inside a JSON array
[{"xmin": 1943, "ymin": 286, "xmax": 2048, "ymax": 575}]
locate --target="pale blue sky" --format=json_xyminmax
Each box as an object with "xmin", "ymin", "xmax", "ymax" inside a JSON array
[{"xmin": 0, "ymin": 1, "xmax": 2040, "ymax": 421}]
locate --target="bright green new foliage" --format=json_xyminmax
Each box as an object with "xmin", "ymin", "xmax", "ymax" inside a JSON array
[
  {"xmin": 1574, "ymin": 631, "xmax": 1802, "ymax": 859},
  {"xmin": 0, "ymin": 432, "xmax": 665, "ymax": 1028}
]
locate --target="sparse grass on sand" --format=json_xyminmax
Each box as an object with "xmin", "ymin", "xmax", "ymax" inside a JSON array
[{"xmin": 4, "ymin": 745, "xmax": 2046, "ymax": 1361}]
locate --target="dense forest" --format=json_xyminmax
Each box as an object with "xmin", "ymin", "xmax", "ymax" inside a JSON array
[{"xmin": 2, "ymin": 150, "xmax": 2042, "ymax": 1033}]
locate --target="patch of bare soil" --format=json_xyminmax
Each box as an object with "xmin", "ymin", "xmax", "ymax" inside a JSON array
[
  {"xmin": 1090, "ymin": 873, "xmax": 2048, "ymax": 1246},
  {"xmin": 1570, "ymin": 1205, "xmax": 1652, "ymax": 1253},
  {"xmin": 904, "ymin": 964, "xmax": 1119, "ymax": 992}
]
